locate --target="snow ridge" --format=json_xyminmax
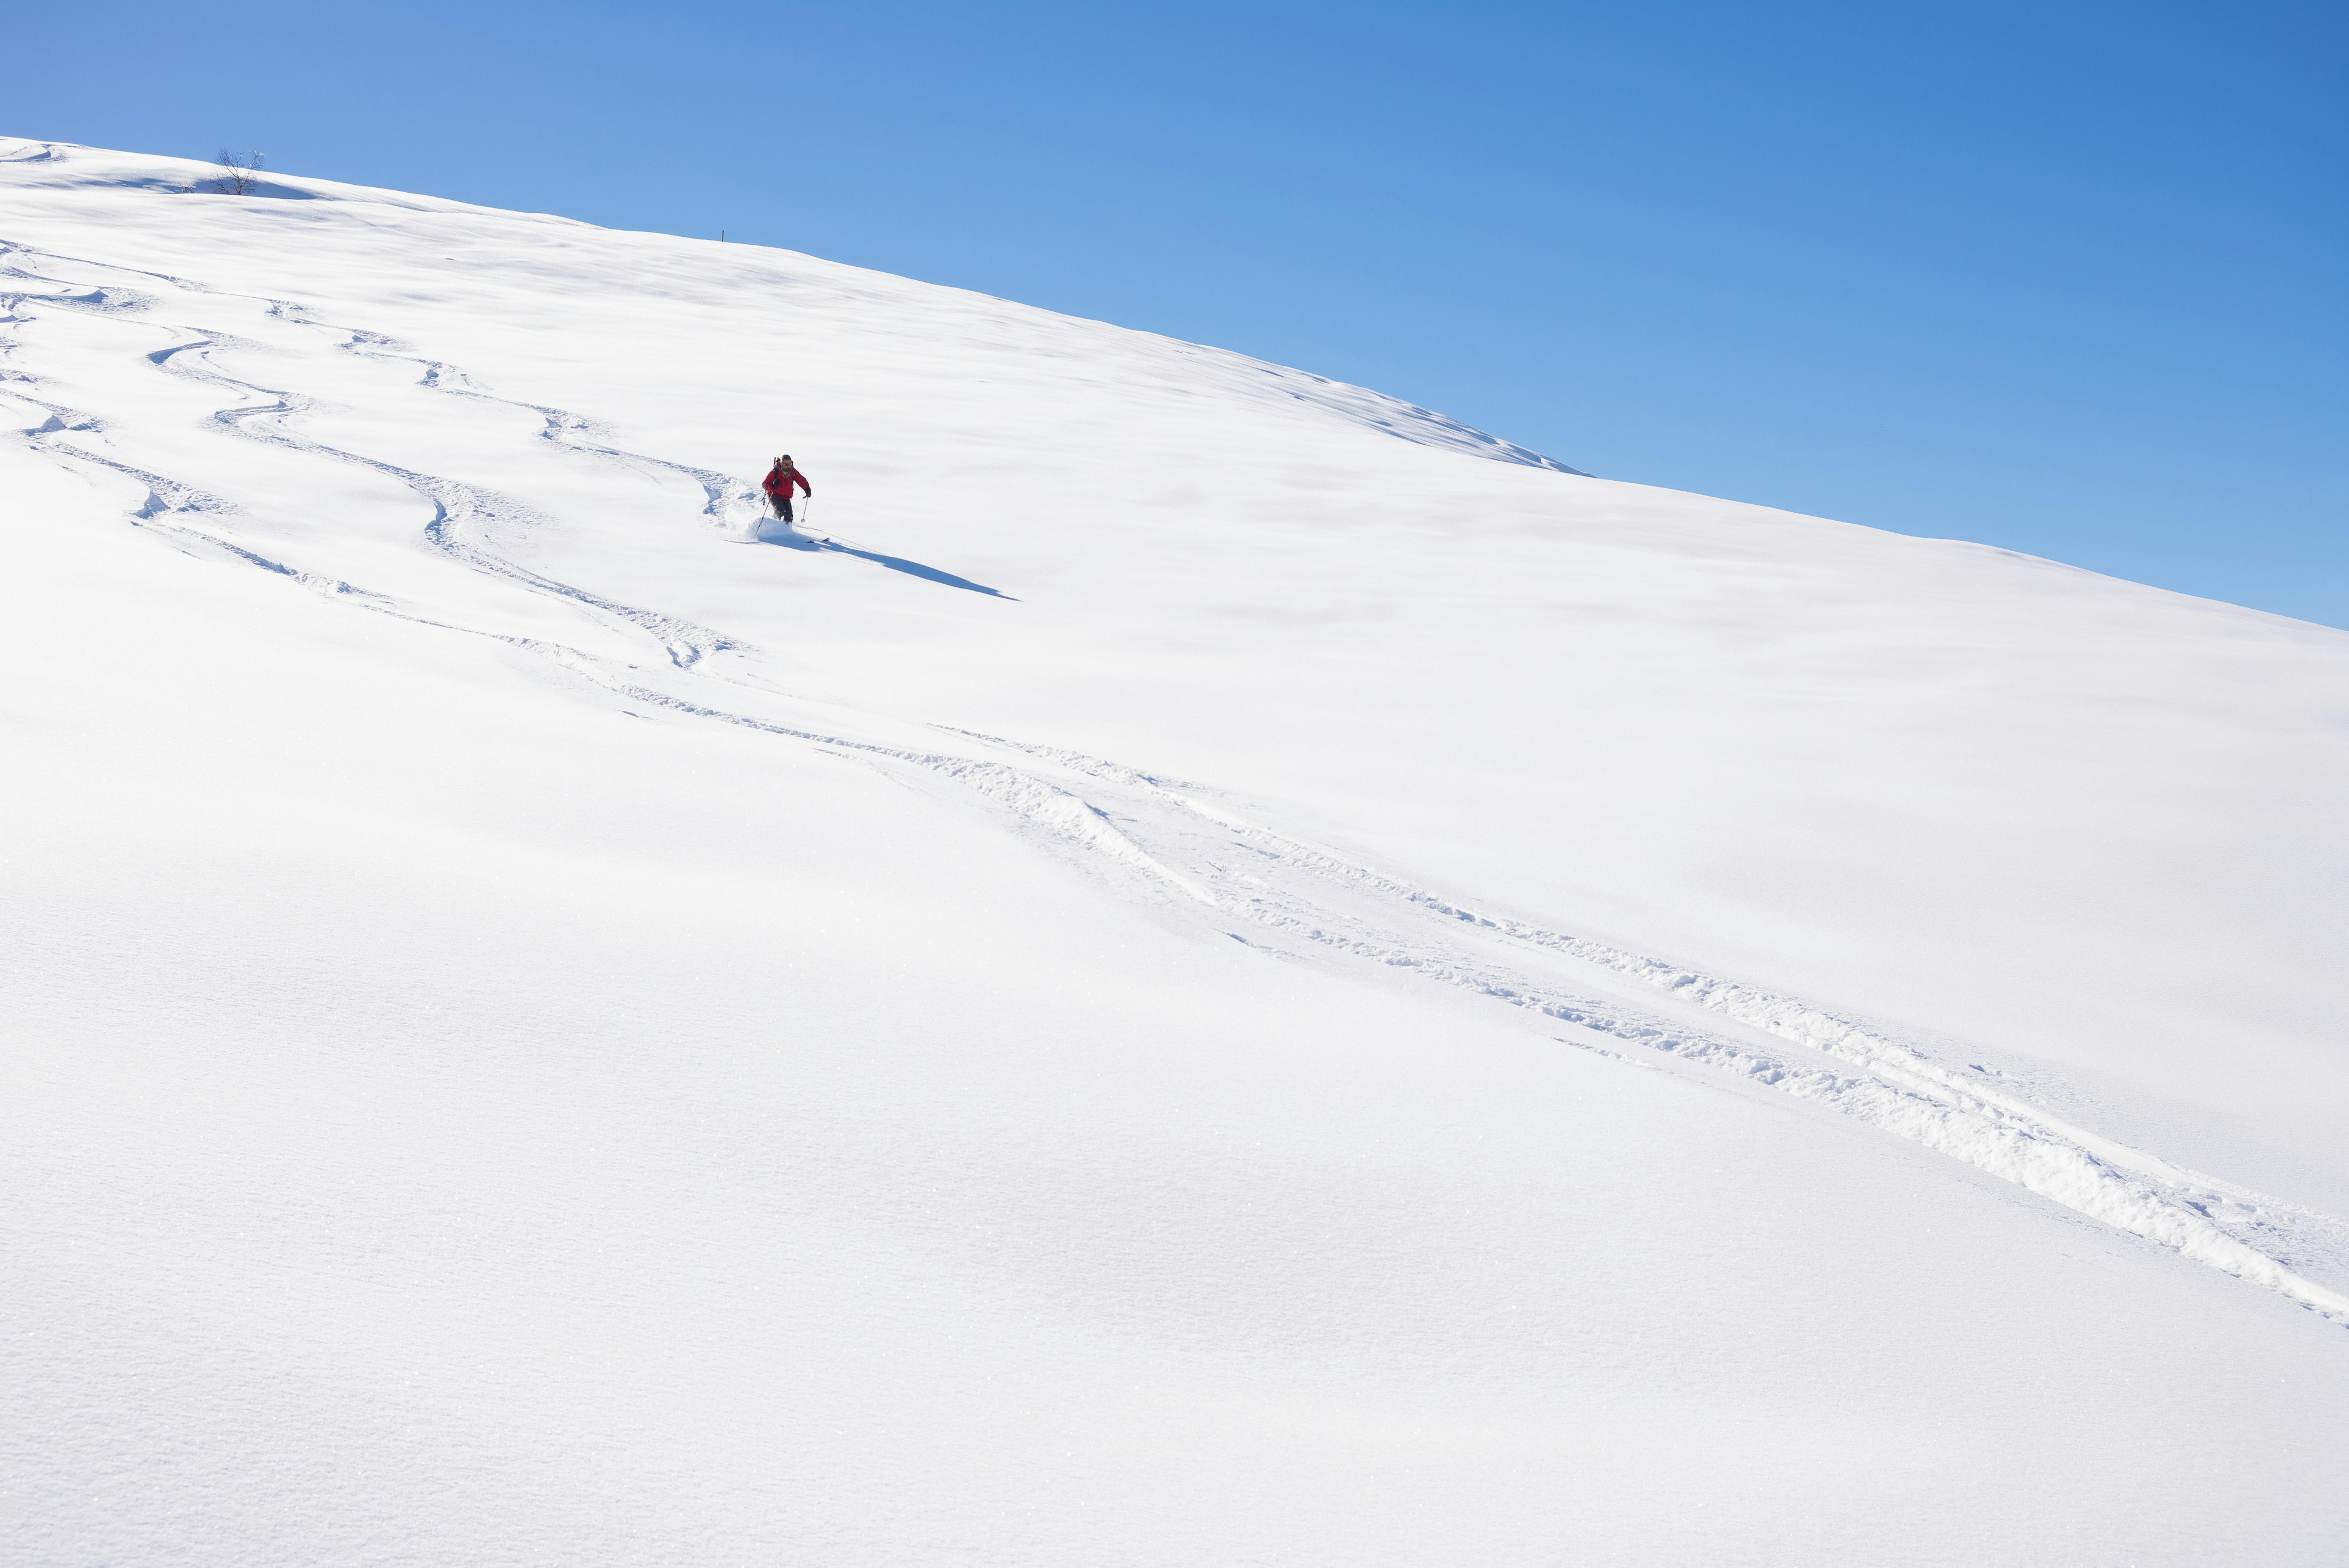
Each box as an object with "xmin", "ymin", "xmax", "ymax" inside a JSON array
[{"xmin": 1199, "ymin": 350, "xmax": 1590, "ymax": 474}]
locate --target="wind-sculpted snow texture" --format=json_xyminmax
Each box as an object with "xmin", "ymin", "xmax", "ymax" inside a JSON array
[{"xmin": 6, "ymin": 139, "xmax": 2349, "ymax": 1566}]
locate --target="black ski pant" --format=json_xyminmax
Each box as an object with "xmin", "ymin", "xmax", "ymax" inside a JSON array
[{"xmin": 770, "ymin": 494, "xmax": 794, "ymax": 523}]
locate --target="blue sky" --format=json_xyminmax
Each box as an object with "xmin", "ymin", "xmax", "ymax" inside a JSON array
[{"xmin": 11, "ymin": 1, "xmax": 2345, "ymax": 625}]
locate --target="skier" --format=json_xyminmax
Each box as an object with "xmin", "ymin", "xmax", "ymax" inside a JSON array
[{"xmin": 762, "ymin": 455, "xmax": 811, "ymax": 525}]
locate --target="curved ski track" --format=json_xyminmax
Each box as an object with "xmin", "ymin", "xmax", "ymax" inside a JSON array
[{"xmin": 6, "ymin": 218, "xmax": 2345, "ymax": 1327}]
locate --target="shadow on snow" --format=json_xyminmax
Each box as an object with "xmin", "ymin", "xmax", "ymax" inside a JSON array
[{"xmin": 759, "ymin": 526, "xmax": 1019, "ymax": 600}]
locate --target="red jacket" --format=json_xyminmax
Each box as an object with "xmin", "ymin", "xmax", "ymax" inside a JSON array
[{"xmin": 763, "ymin": 463, "xmax": 810, "ymax": 499}]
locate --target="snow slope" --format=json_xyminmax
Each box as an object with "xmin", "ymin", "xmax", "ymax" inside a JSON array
[{"xmin": 5, "ymin": 138, "xmax": 2347, "ymax": 1564}]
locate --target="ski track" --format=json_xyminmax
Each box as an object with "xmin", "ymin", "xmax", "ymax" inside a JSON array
[{"xmin": 8, "ymin": 225, "xmax": 2347, "ymax": 1327}]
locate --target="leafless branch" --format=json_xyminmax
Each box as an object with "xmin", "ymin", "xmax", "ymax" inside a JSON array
[{"xmin": 201, "ymin": 149, "xmax": 267, "ymax": 196}]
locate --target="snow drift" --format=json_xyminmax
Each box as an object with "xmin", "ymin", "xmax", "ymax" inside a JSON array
[{"xmin": 5, "ymin": 138, "xmax": 2347, "ymax": 1565}]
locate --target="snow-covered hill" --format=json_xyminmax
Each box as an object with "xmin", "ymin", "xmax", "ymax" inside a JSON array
[{"xmin": 6, "ymin": 138, "xmax": 2347, "ymax": 1564}]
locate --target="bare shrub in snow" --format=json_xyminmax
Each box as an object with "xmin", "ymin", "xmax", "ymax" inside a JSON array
[{"xmin": 202, "ymin": 149, "xmax": 266, "ymax": 195}]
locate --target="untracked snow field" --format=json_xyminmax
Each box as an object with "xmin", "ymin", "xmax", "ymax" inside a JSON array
[{"xmin": 5, "ymin": 139, "xmax": 2348, "ymax": 1564}]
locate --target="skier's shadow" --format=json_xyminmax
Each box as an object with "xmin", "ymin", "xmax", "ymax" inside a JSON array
[{"xmin": 761, "ymin": 526, "xmax": 1018, "ymax": 600}]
